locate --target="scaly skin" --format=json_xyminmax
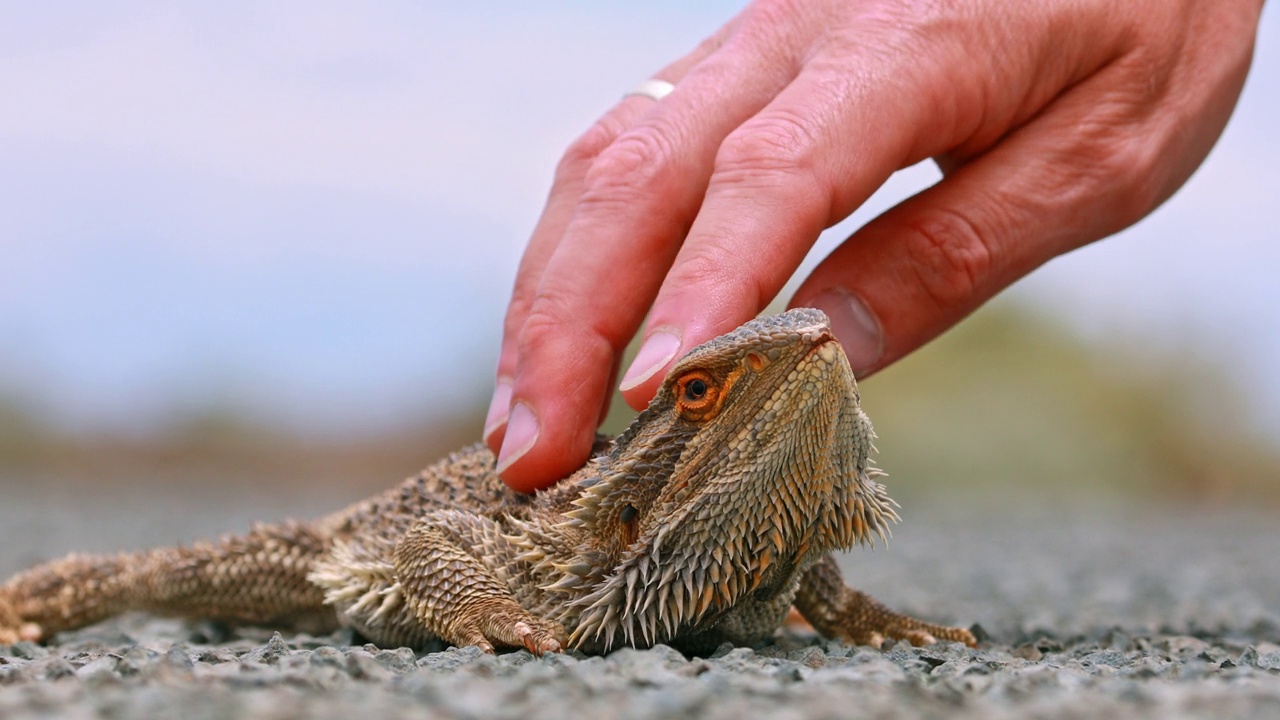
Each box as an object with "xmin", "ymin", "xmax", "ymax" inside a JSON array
[{"xmin": 0, "ymin": 309, "xmax": 975, "ymax": 653}]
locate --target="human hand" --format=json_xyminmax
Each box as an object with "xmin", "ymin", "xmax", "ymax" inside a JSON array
[{"xmin": 484, "ymin": 0, "xmax": 1263, "ymax": 492}]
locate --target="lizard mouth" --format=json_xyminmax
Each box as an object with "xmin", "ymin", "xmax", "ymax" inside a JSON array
[{"xmin": 804, "ymin": 333, "xmax": 841, "ymax": 363}]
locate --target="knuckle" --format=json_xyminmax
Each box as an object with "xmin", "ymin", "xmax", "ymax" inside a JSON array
[
  {"xmin": 670, "ymin": 244, "xmax": 731, "ymax": 288},
  {"xmin": 503, "ymin": 252, "xmax": 557, "ymax": 341},
  {"xmin": 669, "ymin": 244, "xmax": 765, "ymax": 311},
  {"xmin": 516, "ymin": 290, "xmax": 577, "ymax": 357},
  {"xmin": 556, "ymin": 121, "xmax": 618, "ymax": 184},
  {"xmin": 738, "ymin": 0, "xmax": 805, "ymax": 36},
  {"xmin": 516, "ymin": 290, "xmax": 618, "ymax": 397},
  {"xmin": 517, "ymin": 287, "xmax": 618, "ymax": 359},
  {"xmin": 714, "ymin": 111, "xmax": 819, "ymax": 183},
  {"xmin": 1099, "ymin": 139, "xmax": 1166, "ymax": 224},
  {"xmin": 1047, "ymin": 62, "xmax": 1186, "ymax": 234},
  {"xmin": 1060, "ymin": 125, "xmax": 1166, "ymax": 235},
  {"xmin": 502, "ymin": 290, "xmax": 535, "ymax": 340},
  {"xmin": 579, "ymin": 127, "xmax": 674, "ymax": 201},
  {"xmin": 897, "ymin": 207, "xmax": 994, "ymax": 310}
]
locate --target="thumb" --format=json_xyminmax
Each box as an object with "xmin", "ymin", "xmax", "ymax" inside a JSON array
[{"xmin": 792, "ymin": 97, "xmax": 1171, "ymax": 375}]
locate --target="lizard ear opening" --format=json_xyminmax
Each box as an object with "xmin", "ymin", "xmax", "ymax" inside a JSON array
[{"xmin": 619, "ymin": 503, "xmax": 639, "ymax": 546}]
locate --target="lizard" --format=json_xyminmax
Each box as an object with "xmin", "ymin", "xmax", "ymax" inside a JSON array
[{"xmin": 0, "ymin": 309, "xmax": 976, "ymax": 654}]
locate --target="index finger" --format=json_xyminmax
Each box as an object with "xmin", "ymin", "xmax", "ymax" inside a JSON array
[
  {"xmin": 618, "ymin": 62, "xmax": 922, "ymax": 409},
  {"xmin": 494, "ymin": 44, "xmax": 802, "ymax": 491}
]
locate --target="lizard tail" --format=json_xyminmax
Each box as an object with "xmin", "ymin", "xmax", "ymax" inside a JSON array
[{"xmin": 0, "ymin": 520, "xmax": 338, "ymax": 643}]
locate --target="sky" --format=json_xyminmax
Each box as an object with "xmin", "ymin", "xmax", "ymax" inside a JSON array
[{"xmin": 1, "ymin": 3, "xmax": 1277, "ymax": 438}]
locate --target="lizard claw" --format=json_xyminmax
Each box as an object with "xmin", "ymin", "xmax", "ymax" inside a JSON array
[
  {"xmin": 889, "ymin": 624, "xmax": 976, "ymax": 648},
  {"xmin": 821, "ymin": 585, "xmax": 979, "ymax": 649},
  {"xmin": 847, "ymin": 625, "xmax": 972, "ymax": 649},
  {"xmin": 514, "ymin": 621, "xmax": 563, "ymax": 655},
  {"xmin": 0, "ymin": 623, "xmax": 45, "ymax": 645},
  {"xmin": 455, "ymin": 617, "xmax": 564, "ymax": 655},
  {"xmin": 20, "ymin": 623, "xmax": 43, "ymax": 643},
  {"xmin": 872, "ymin": 624, "xmax": 975, "ymax": 648},
  {"xmin": 903, "ymin": 629, "xmax": 939, "ymax": 646}
]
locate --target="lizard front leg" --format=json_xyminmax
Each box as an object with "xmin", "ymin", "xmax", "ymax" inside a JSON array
[
  {"xmin": 392, "ymin": 511, "xmax": 565, "ymax": 655},
  {"xmin": 795, "ymin": 554, "xmax": 976, "ymax": 648}
]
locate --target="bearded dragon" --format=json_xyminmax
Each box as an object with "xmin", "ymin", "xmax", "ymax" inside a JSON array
[{"xmin": 0, "ymin": 309, "xmax": 975, "ymax": 654}]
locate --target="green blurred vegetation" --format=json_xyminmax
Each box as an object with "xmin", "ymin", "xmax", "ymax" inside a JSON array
[
  {"xmin": 858, "ymin": 302, "xmax": 1279, "ymax": 505},
  {"xmin": 2, "ymin": 298, "xmax": 1277, "ymax": 505}
]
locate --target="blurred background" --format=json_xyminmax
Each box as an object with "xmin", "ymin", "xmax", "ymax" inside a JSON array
[{"xmin": 1, "ymin": 1, "xmax": 1278, "ymax": 544}]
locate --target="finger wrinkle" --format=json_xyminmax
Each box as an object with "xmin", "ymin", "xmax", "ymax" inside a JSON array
[
  {"xmin": 895, "ymin": 204, "xmax": 996, "ymax": 314},
  {"xmin": 521, "ymin": 287, "xmax": 636, "ymax": 360},
  {"xmin": 578, "ymin": 138, "xmax": 682, "ymax": 213},
  {"xmin": 727, "ymin": 0, "xmax": 814, "ymax": 74},
  {"xmin": 666, "ymin": 244, "xmax": 765, "ymax": 316}
]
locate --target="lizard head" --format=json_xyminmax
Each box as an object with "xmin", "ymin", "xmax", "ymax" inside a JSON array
[{"xmin": 546, "ymin": 308, "xmax": 898, "ymax": 651}]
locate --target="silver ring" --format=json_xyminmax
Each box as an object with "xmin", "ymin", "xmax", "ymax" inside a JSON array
[{"xmin": 625, "ymin": 78, "xmax": 675, "ymax": 102}]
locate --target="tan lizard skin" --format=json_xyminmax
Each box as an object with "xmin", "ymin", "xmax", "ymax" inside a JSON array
[{"xmin": 0, "ymin": 309, "xmax": 975, "ymax": 654}]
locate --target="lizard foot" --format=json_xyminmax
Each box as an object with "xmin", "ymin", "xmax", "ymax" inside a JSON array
[
  {"xmin": 453, "ymin": 613, "xmax": 565, "ymax": 656},
  {"xmin": 849, "ymin": 622, "xmax": 976, "ymax": 649},
  {"xmin": 835, "ymin": 596, "xmax": 977, "ymax": 649},
  {"xmin": 512, "ymin": 620, "xmax": 563, "ymax": 655}
]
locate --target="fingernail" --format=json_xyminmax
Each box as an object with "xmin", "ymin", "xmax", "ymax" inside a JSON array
[
  {"xmin": 495, "ymin": 401, "xmax": 538, "ymax": 474},
  {"xmin": 483, "ymin": 379, "xmax": 513, "ymax": 442},
  {"xmin": 619, "ymin": 331, "xmax": 681, "ymax": 392},
  {"xmin": 809, "ymin": 289, "xmax": 883, "ymax": 375}
]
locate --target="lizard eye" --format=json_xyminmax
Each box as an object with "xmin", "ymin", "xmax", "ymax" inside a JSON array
[
  {"xmin": 619, "ymin": 504, "xmax": 637, "ymax": 523},
  {"xmin": 674, "ymin": 370, "xmax": 721, "ymax": 421}
]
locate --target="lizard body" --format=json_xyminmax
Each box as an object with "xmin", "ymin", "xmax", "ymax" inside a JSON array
[{"xmin": 0, "ymin": 309, "xmax": 975, "ymax": 653}]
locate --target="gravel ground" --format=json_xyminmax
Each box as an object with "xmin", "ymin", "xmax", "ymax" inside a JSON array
[{"xmin": 2, "ymin": 477, "xmax": 1279, "ymax": 719}]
